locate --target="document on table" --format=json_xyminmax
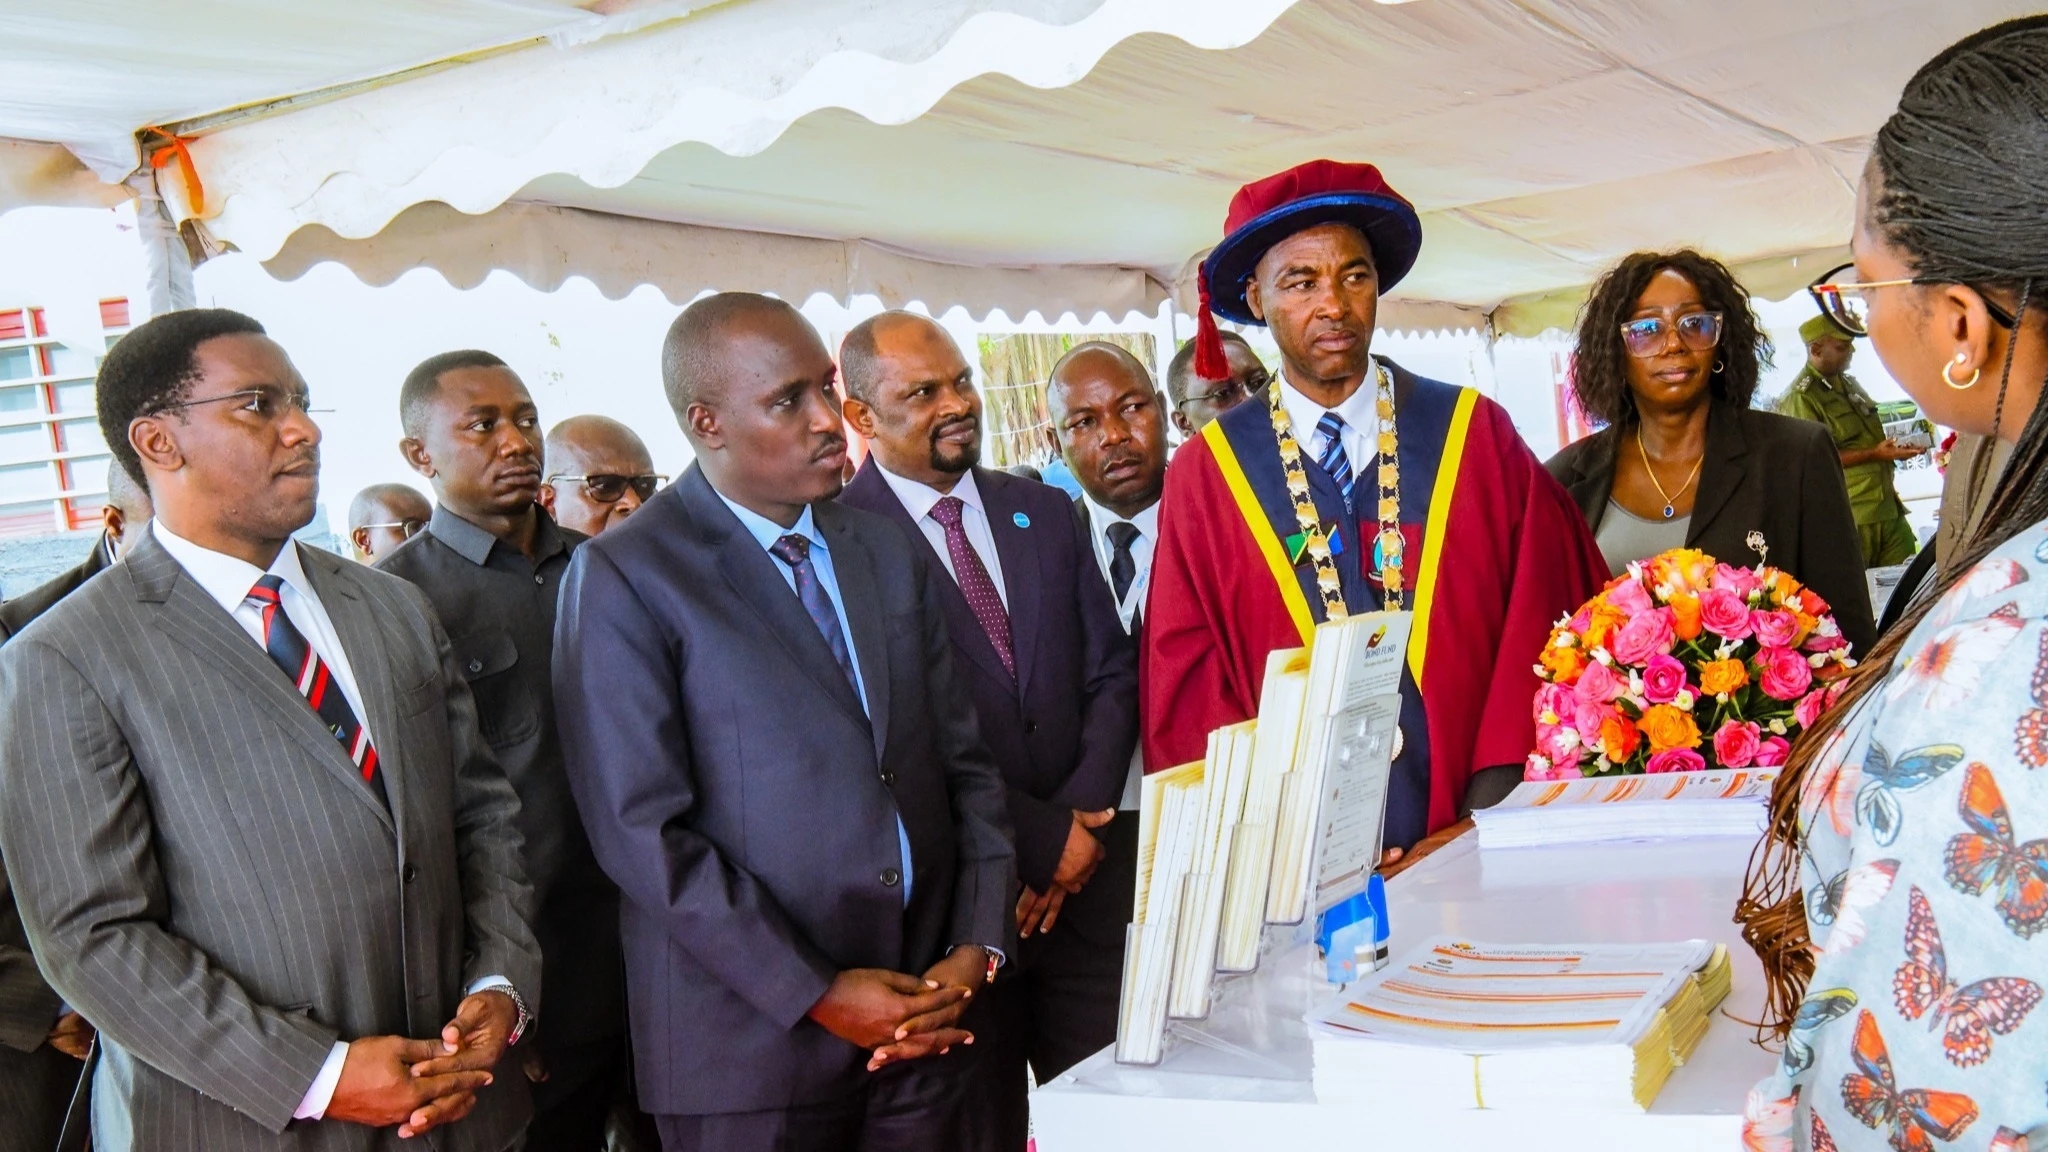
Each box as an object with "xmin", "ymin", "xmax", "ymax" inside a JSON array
[{"xmin": 1472, "ymin": 768, "xmax": 1778, "ymax": 848}]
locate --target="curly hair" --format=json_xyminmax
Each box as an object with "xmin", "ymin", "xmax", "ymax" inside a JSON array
[
  {"xmin": 1568, "ymin": 250, "xmax": 1773, "ymax": 426},
  {"xmin": 96, "ymin": 308, "xmax": 267, "ymax": 488}
]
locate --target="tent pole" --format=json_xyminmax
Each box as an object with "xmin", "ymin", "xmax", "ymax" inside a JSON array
[{"xmin": 126, "ymin": 169, "xmax": 195, "ymax": 315}]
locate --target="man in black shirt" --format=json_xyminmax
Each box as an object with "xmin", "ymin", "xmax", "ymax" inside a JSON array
[{"xmin": 377, "ymin": 349, "xmax": 640, "ymax": 1150}]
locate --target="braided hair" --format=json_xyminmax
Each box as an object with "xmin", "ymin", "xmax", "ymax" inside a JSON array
[{"xmin": 1737, "ymin": 14, "xmax": 2048, "ymax": 1040}]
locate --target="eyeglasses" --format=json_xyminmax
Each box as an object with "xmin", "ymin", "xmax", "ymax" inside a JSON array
[
  {"xmin": 1618, "ymin": 312, "xmax": 1725, "ymax": 358},
  {"xmin": 1181, "ymin": 371, "xmax": 1271, "ymax": 409},
  {"xmin": 548, "ymin": 473, "xmax": 667, "ymax": 503},
  {"xmin": 357, "ymin": 518, "xmax": 427, "ymax": 539},
  {"xmin": 1807, "ymin": 262, "xmax": 2019, "ymax": 337},
  {"xmin": 152, "ymin": 386, "xmax": 328, "ymax": 421}
]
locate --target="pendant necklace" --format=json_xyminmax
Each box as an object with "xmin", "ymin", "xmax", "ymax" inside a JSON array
[{"xmin": 1635, "ymin": 421, "xmax": 1704, "ymax": 520}]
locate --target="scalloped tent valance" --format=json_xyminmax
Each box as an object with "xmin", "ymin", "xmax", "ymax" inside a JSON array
[{"xmin": 3, "ymin": 0, "xmax": 2037, "ymax": 335}]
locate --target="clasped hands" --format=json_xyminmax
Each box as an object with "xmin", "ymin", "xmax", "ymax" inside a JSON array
[
  {"xmin": 1017, "ymin": 808, "xmax": 1114, "ymax": 937},
  {"xmin": 325, "ymin": 989, "xmax": 517, "ymax": 1140},
  {"xmin": 808, "ymin": 944, "xmax": 990, "ymax": 1073}
]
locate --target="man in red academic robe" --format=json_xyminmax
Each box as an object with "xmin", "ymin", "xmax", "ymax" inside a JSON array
[{"xmin": 1144, "ymin": 160, "xmax": 1607, "ymax": 852}]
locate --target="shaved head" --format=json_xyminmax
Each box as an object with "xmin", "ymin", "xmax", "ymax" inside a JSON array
[
  {"xmin": 545, "ymin": 414, "xmax": 652, "ymax": 473},
  {"xmin": 1048, "ymin": 341, "xmax": 1151, "ymax": 423},
  {"xmin": 661, "ymin": 292, "xmax": 807, "ymax": 419},
  {"xmin": 541, "ymin": 414, "xmax": 660, "ymax": 536},
  {"xmin": 839, "ymin": 311, "xmax": 953, "ymax": 406},
  {"xmin": 346, "ymin": 482, "xmax": 431, "ymax": 562}
]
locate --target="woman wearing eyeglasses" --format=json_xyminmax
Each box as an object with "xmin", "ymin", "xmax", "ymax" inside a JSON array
[
  {"xmin": 1546, "ymin": 248, "xmax": 1878, "ymax": 656},
  {"xmin": 1737, "ymin": 17, "xmax": 2048, "ymax": 1151}
]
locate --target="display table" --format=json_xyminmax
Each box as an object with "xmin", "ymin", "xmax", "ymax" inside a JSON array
[{"xmin": 1032, "ymin": 832, "xmax": 1774, "ymax": 1151}]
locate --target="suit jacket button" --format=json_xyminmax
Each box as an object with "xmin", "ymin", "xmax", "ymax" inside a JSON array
[
  {"xmin": 880, "ymin": 868, "xmax": 901, "ymax": 888},
  {"xmin": 880, "ymin": 771, "xmax": 896, "ymax": 786},
  {"xmin": 402, "ymin": 863, "xmax": 418, "ymax": 884},
  {"xmin": 1025, "ymin": 721, "xmax": 1038, "ymax": 734},
  {"xmin": 466, "ymin": 659, "xmax": 484, "ymax": 674}
]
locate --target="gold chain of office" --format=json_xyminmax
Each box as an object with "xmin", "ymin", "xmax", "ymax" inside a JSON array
[{"xmin": 1265, "ymin": 359, "xmax": 1404, "ymax": 619}]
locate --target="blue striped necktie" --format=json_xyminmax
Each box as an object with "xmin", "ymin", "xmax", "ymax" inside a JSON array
[{"xmin": 1315, "ymin": 412, "xmax": 1357, "ymax": 514}]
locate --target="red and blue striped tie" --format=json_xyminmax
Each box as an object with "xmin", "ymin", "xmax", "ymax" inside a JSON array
[{"xmin": 245, "ymin": 575, "xmax": 387, "ymax": 808}]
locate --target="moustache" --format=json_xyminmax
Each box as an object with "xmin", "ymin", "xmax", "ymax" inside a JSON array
[
  {"xmin": 811, "ymin": 432, "xmax": 848, "ymax": 461},
  {"xmin": 930, "ymin": 415, "xmax": 978, "ymax": 444}
]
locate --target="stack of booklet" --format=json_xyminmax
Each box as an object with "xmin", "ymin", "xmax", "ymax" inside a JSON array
[
  {"xmin": 1116, "ymin": 612, "xmax": 1409, "ymax": 1065},
  {"xmin": 1471, "ymin": 768, "xmax": 1778, "ymax": 849},
  {"xmin": 1311, "ymin": 937, "xmax": 1733, "ymax": 1111}
]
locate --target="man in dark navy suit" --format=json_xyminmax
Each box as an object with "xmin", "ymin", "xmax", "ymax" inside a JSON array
[
  {"xmin": 838, "ymin": 313, "xmax": 1138, "ymax": 1150},
  {"xmin": 553, "ymin": 293, "xmax": 1014, "ymax": 1152}
]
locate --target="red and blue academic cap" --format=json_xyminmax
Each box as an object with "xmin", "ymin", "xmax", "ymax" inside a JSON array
[{"xmin": 1193, "ymin": 159, "xmax": 1423, "ymax": 379}]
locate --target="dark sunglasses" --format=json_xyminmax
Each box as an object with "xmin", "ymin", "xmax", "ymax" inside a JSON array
[
  {"xmin": 1619, "ymin": 312, "xmax": 1724, "ymax": 358},
  {"xmin": 1807, "ymin": 262, "xmax": 2019, "ymax": 337},
  {"xmin": 549, "ymin": 473, "xmax": 666, "ymax": 503}
]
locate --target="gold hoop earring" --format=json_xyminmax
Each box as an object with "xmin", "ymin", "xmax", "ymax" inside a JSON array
[{"xmin": 1944, "ymin": 354, "xmax": 1981, "ymax": 390}]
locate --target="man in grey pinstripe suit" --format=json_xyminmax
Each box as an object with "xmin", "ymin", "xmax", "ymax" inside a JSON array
[{"xmin": 0, "ymin": 309, "xmax": 541, "ymax": 1152}]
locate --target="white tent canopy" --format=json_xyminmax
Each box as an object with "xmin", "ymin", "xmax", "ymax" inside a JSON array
[{"xmin": 3, "ymin": 0, "xmax": 2038, "ymax": 334}]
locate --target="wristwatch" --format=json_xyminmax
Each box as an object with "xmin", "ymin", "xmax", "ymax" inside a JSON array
[{"xmin": 479, "ymin": 982, "xmax": 531, "ymax": 1046}]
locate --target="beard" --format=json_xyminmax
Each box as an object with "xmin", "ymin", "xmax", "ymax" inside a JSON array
[{"xmin": 928, "ymin": 416, "xmax": 980, "ymax": 475}]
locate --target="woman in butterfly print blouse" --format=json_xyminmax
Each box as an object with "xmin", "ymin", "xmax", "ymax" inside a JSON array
[{"xmin": 1734, "ymin": 17, "xmax": 2048, "ymax": 1152}]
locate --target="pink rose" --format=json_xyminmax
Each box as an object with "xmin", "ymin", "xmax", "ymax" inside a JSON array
[
  {"xmin": 1534, "ymin": 682, "xmax": 1578, "ymax": 724},
  {"xmin": 1757, "ymin": 646, "xmax": 1814, "ymax": 702},
  {"xmin": 1641, "ymin": 654, "xmax": 1688, "ymax": 705},
  {"xmin": 1605, "ymin": 578, "xmax": 1653, "ymax": 617},
  {"xmin": 1754, "ymin": 736, "xmax": 1791, "ymax": 768},
  {"xmin": 1611, "ymin": 608, "xmax": 1677, "ymax": 665},
  {"xmin": 1713, "ymin": 720, "xmax": 1762, "ymax": 769},
  {"xmin": 1794, "ymin": 689, "xmax": 1828, "ymax": 730},
  {"xmin": 1575, "ymin": 696, "xmax": 1612, "ymax": 738},
  {"xmin": 1647, "ymin": 747, "xmax": 1706, "ymax": 774},
  {"xmin": 1552, "ymin": 761, "xmax": 1584, "ymax": 780},
  {"xmin": 1804, "ymin": 631, "xmax": 1849, "ymax": 654},
  {"xmin": 1712, "ymin": 563, "xmax": 1763, "ymax": 600},
  {"xmin": 1752, "ymin": 609, "xmax": 1801, "ymax": 649},
  {"xmin": 1700, "ymin": 588, "xmax": 1754, "ymax": 640},
  {"xmin": 1536, "ymin": 722, "xmax": 1582, "ymax": 766},
  {"xmin": 1576, "ymin": 660, "xmax": 1623, "ymax": 704}
]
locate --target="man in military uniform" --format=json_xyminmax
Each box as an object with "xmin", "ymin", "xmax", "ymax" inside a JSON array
[{"xmin": 1776, "ymin": 313, "xmax": 1923, "ymax": 566}]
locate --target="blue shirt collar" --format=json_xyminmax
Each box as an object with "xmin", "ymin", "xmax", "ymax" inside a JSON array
[{"xmin": 714, "ymin": 489, "xmax": 826, "ymax": 557}]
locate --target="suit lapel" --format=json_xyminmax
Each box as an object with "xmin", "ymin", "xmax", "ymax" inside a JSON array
[
  {"xmin": 130, "ymin": 536, "xmax": 396, "ymax": 833},
  {"xmin": 854, "ymin": 465, "xmax": 1014, "ymax": 686},
  {"xmin": 819, "ymin": 506, "xmax": 891, "ymax": 761},
  {"xmin": 713, "ymin": 518, "xmax": 873, "ymax": 734},
  {"xmin": 980, "ymin": 470, "xmax": 1040, "ymax": 694},
  {"xmin": 1686, "ymin": 404, "xmax": 1746, "ymax": 550},
  {"xmin": 300, "ymin": 546, "xmax": 405, "ymax": 835}
]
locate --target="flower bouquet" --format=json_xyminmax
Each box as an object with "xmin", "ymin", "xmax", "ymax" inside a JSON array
[{"xmin": 1525, "ymin": 547, "xmax": 1855, "ymax": 780}]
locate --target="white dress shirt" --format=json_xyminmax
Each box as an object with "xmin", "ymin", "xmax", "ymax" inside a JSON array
[
  {"xmin": 875, "ymin": 465, "xmax": 1008, "ymax": 608},
  {"xmin": 1278, "ymin": 372, "xmax": 1380, "ymax": 481},
  {"xmin": 151, "ymin": 520, "xmax": 514, "ymax": 1121},
  {"xmin": 1078, "ymin": 496, "xmax": 1159, "ymax": 811}
]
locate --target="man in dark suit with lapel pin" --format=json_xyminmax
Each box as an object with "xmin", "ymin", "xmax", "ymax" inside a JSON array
[
  {"xmin": 837, "ymin": 312, "xmax": 1139, "ymax": 1150},
  {"xmin": 0, "ymin": 308, "xmax": 540, "ymax": 1152},
  {"xmin": 552, "ymin": 293, "xmax": 1014, "ymax": 1152}
]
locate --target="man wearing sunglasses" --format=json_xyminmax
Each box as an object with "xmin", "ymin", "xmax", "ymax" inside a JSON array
[
  {"xmin": 379, "ymin": 350, "xmax": 642, "ymax": 1150},
  {"xmin": 540, "ymin": 415, "xmax": 666, "ymax": 538},
  {"xmin": 1776, "ymin": 312, "xmax": 1924, "ymax": 567},
  {"xmin": 346, "ymin": 481, "xmax": 432, "ymax": 563}
]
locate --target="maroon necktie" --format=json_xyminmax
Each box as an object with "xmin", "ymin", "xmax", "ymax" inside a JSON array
[{"xmin": 929, "ymin": 496, "xmax": 1014, "ymax": 677}]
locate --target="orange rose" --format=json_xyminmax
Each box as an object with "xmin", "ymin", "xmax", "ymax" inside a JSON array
[
  {"xmin": 1669, "ymin": 593, "xmax": 1703, "ymax": 642},
  {"xmin": 1541, "ymin": 643, "xmax": 1587, "ymax": 684},
  {"xmin": 1582, "ymin": 604, "xmax": 1629, "ymax": 651},
  {"xmin": 1598, "ymin": 714, "xmax": 1642, "ymax": 763},
  {"xmin": 1698, "ymin": 659, "xmax": 1749, "ymax": 697},
  {"xmin": 1639, "ymin": 704, "xmax": 1703, "ymax": 753},
  {"xmin": 1798, "ymin": 588, "xmax": 1828, "ymax": 617},
  {"xmin": 1650, "ymin": 548, "xmax": 1712, "ymax": 595}
]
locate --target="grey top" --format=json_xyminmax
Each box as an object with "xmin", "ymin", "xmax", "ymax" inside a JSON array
[{"xmin": 1594, "ymin": 500, "xmax": 1692, "ymax": 577}]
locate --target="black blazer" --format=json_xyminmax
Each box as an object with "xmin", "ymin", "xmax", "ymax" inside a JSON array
[
  {"xmin": 0, "ymin": 533, "xmax": 112, "ymax": 641},
  {"xmin": 1547, "ymin": 403, "xmax": 1879, "ymax": 657},
  {"xmin": 552, "ymin": 465, "xmax": 1014, "ymax": 1116},
  {"xmin": 840, "ymin": 462, "xmax": 1139, "ymax": 895}
]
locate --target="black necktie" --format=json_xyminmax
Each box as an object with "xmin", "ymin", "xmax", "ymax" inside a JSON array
[
  {"xmin": 245, "ymin": 575, "xmax": 388, "ymax": 809},
  {"xmin": 1106, "ymin": 521, "xmax": 1141, "ymax": 603}
]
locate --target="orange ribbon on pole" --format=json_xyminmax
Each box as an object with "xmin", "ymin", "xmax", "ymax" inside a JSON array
[{"xmin": 146, "ymin": 129, "xmax": 204, "ymax": 217}]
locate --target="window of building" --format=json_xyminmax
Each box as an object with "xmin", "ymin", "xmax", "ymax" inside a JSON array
[{"xmin": 0, "ymin": 300, "xmax": 132, "ymax": 537}]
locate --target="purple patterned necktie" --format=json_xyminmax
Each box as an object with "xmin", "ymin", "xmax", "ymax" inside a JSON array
[{"xmin": 929, "ymin": 495, "xmax": 1014, "ymax": 678}]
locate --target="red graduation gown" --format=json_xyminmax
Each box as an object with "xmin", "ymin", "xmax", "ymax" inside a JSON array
[{"xmin": 1140, "ymin": 363, "xmax": 1607, "ymax": 841}]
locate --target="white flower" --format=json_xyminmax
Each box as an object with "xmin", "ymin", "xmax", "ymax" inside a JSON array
[
  {"xmin": 1809, "ymin": 653, "xmax": 1827, "ymax": 669},
  {"xmin": 1716, "ymin": 641, "xmax": 1739, "ymax": 661},
  {"xmin": 1526, "ymin": 753, "xmax": 1551, "ymax": 775},
  {"xmin": 1532, "ymin": 664, "xmax": 1548, "ymax": 678},
  {"xmin": 1557, "ymin": 632, "xmax": 1578, "ymax": 649},
  {"xmin": 1817, "ymin": 618, "xmax": 1841, "ymax": 638},
  {"xmin": 1674, "ymin": 689, "xmax": 1696, "ymax": 711},
  {"xmin": 1768, "ymin": 719, "xmax": 1788, "ymax": 736},
  {"xmin": 1627, "ymin": 671, "xmax": 1647, "ymax": 695},
  {"xmin": 1556, "ymin": 727, "xmax": 1582, "ymax": 751},
  {"xmin": 1593, "ymin": 648, "xmax": 1614, "ymax": 666}
]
